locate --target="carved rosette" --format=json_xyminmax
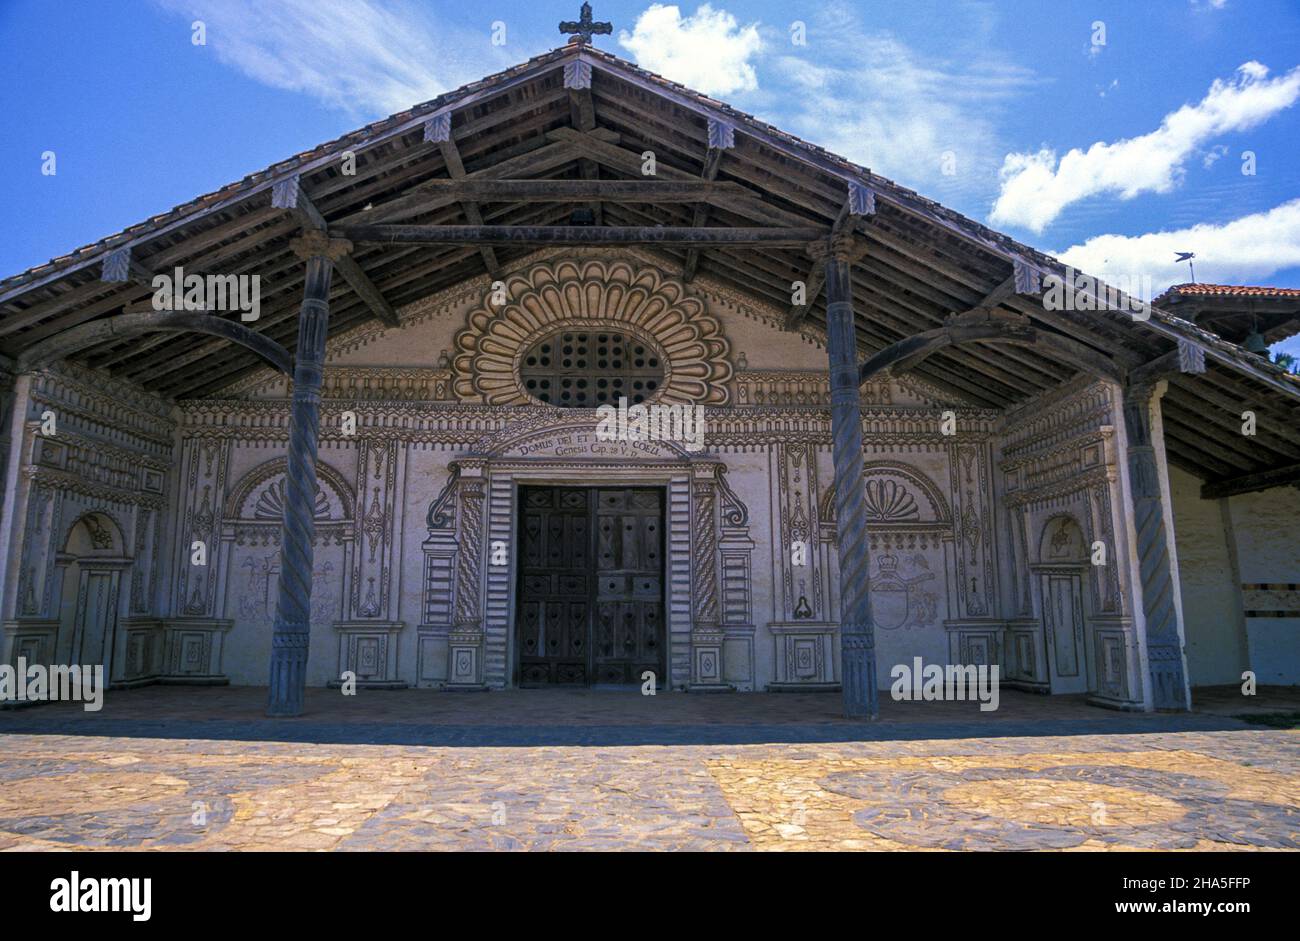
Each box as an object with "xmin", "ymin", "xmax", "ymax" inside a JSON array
[{"xmin": 452, "ymin": 260, "xmax": 732, "ymax": 406}]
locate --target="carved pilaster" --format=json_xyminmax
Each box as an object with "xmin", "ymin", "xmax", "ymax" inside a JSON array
[
  {"xmin": 949, "ymin": 441, "xmax": 996, "ymax": 618},
  {"xmin": 416, "ymin": 464, "xmax": 460, "ymax": 687},
  {"xmin": 692, "ymin": 476, "xmax": 720, "ymax": 627},
  {"xmin": 174, "ymin": 439, "xmax": 229, "ymax": 618},
  {"xmin": 717, "ymin": 466, "xmax": 755, "ymax": 689},
  {"xmin": 349, "ymin": 438, "xmax": 398, "ymax": 619},
  {"xmin": 1121, "ymin": 381, "xmax": 1189, "ymax": 710},
  {"xmin": 690, "ymin": 466, "xmax": 728, "ymax": 690},
  {"xmin": 776, "ymin": 442, "xmax": 821, "ymax": 620},
  {"xmin": 447, "ymin": 461, "xmax": 486, "ymax": 688}
]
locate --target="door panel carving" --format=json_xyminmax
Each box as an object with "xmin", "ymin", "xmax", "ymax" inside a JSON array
[{"xmin": 517, "ymin": 487, "xmax": 664, "ymax": 686}]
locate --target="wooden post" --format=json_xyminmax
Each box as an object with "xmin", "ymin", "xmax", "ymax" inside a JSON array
[
  {"xmin": 1121, "ymin": 380, "xmax": 1189, "ymax": 710},
  {"xmin": 266, "ymin": 232, "xmax": 353, "ymax": 717},
  {"xmin": 819, "ymin": 237, "xmax": 879, "ymax": 719}
]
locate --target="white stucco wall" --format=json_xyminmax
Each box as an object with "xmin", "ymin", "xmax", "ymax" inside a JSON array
[
  {"xmin": 1169, "ymin": 465, "xmax": 1248, "ymax": 686},
  {"xmin": 1227, "ymin": 484, "xmax": 1300, "ymax": 685}
]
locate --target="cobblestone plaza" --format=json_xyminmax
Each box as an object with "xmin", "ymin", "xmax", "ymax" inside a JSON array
[{"xmin": 1, "ymin": 687, "xmax": 1294, "ymax": 851}]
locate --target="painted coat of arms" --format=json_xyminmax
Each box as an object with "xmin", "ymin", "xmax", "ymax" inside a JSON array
[{"xmin": 868, "ymin": 553, "xmax": 938, "ymax": 630}]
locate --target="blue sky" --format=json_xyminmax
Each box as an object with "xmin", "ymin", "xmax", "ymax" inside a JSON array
[{"xmin": 2, "ymin": 0, "xmax": 1298, "ymax": 356}]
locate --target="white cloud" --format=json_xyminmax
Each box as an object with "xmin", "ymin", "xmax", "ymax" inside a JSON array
[
  {"xmin": 156, "ymin": 0, "xmax": 518, "ymax": 116},
  {"xmin": 1201, "ymin": 143, "xmax": 1229, "ymax": 168},
  {"xmin": 991, "ymin": 62, "xmax": 1300, "ymax": 233},
  {"xmin": 769, "ymin": 4, "xmax": 1036, "ymax": 201},
  {"xmin": 618, "ymin": 3, "xmax": 763, "ymax": 96},
  {"xmin": 1055, "ymin": 198, "xmax": 1300, "ymax": 296}
]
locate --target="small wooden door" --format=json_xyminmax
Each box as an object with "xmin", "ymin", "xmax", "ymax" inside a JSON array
[
  {"xmin": 71, "ymin": 570, "xmax": 116, "ymax": 672},
  {"xmin": 516, "ymin": 486, "xmax": 664, "ymax": 686},
  {"xmin": 592, "ymin": 489, "xmax": 664, "ymax": 685},
  {"xmin": 518, "ymin": 488, "xmax": 593, "ymax": 685},
  {"xmin": 1042, "ymin": 572, "xmax": 1087, "ymax": 694}
]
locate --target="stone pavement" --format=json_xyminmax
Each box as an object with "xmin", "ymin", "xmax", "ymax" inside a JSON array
[{"xmin": 0, "ymin": 687, "xmax": 1295, "ymax": 851}]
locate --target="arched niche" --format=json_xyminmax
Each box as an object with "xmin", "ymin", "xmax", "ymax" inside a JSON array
[
  {"xmin": 55, "ymin": 511, "xmax": 131, "ymax": 675},
  {"xmin": 818, "ymin": 462, "xmax": 953, "ymax": 528},
  {"xmin": 223, "ymin": 457, "xmax": 355, "ymax": 524},
  {"xmin": 1037, "ymin": 514, "xmax": 1089, "ymax": 565},
  {"xmin": 62, "ymin": 511, "xmax": 127, "ymax": 558}
]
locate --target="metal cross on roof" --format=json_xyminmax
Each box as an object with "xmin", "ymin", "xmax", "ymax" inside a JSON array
[{"xmin": 559, "ymin": 2, "xmax": 612, "ymax": 45}]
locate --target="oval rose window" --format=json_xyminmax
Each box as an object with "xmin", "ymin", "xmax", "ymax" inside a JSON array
[{"xmin": 518, "ymin": 330, "xmax": 665, "ymax": 407}]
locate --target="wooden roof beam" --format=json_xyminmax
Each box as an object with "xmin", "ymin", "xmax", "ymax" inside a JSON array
[
  {"xmin": 340, "ymin": 136, "xmax": 590, "ymax": 226},
  {"xmin": 16, "ymin": 309, "xmax": 292, "ymax": 378},
  {"xmin": 409, "ymin": 179, "xmax": 753, "ymax": 202},
  {"xmin": 859, "ymin": 320, "xmax": 1125, "ymax": 386},
  {"xmin": 1162, "ymin": 388, "xmax": 1300, "ymax": 464},
  {"xmin": 844, "ymin": 266, "xmax": 1065, "ymax": 388},
  {"xmin": 272, "ymin": 175, "xmax": 400, "ymax": 327},
  {"xmin": 544, "ymin": 127, "xmax": 814, "ymax": 227},
  {"xmin": 1202, "ymin": 461, "xmax": 1300, "ymax": 499},
  {"xmin": 332, "ymin": 224, "xmax": 827, "ymax": 247},
  {"xmin": 423, "ymin": 113, "xmax": 501, "ymax": 279},
  {"xmin": 784, "ymin": 182, "xmax": 875, "ymax": 330},
  {"xmin": 565, "ymin": 60, "xmax": 604, "ymax": 226},
  {"xmin": 682, "ymin": 119, "xmax": 736, "ymax": 282}
]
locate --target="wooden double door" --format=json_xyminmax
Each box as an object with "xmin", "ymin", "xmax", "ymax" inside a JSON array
[{"xmin": 516, "ymin": 486, "xmax": 665, "ymax": 686}]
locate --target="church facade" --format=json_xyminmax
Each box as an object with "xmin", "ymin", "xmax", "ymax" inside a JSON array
[{"xmin": 1, "ymin": 39, "xmax": 1297, "ymax": 713}]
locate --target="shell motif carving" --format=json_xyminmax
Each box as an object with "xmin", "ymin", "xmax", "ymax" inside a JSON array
[
  {"xmin": 864, "ymin": 479, "xmax": 920, "ymax": 522},
  {"xmin": 253, "ymin": 478, "xmax": 331, "ymax": 522},
  {"xmin": 452, "ymin": 260, "xmax": 732, "ymax": 405}
]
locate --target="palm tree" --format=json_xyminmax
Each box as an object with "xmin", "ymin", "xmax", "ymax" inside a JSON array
[{"xmin": 1272, "ymin": 352, "xmax": 1297, "ymax": 374}]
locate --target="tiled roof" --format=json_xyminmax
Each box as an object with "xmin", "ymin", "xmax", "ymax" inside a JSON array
[{"xmin": 1158, "ymin": 283, "xmax": 1300, "ymax": 300}]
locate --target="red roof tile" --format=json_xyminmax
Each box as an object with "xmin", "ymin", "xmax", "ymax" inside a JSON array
[{"xmin": 1162, "ymin": 283, "xmax": 1300, "ymax": 298}]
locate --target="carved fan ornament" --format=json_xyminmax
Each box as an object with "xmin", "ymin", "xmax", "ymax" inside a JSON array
[
  {"xmin": 452, "ymin": 260, "xmax": 733, "ymax": 406},
  {"xmin": 253, "ymin": 478, "xmax": 331, "ymax": 522},
  {"xmin": 864, "ymin": 479, "xmax": 920, "ymax": 522}
]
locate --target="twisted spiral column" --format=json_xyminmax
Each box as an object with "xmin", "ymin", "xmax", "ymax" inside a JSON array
[
  {"xmin": 1122, "ymin": 381, "xmax": 1189, "ymax": 710},
  {"xmin": 820, "ymin": 239, "xmax": 878, "ymax": 718},
  {"xmin": 267, "ymin": 232, "xmax": 352, "ymax": 717}
]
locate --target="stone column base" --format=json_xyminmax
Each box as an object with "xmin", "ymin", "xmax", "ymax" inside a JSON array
[
  {"xmin": 768, "ymin": 622, "xmax": 837, "ymax": 689},
  {"xmin": 0, "ymin": 619, "xmax": 59, "ymax": 706},
  {"xmin": 160, "ymin": 618, "xmax": 233, "ymax": 685},
  {"xmin": 114, "ymin": 617, "xmax": 165, "ymax": 688},
  {"xmin": 447, "ymin": 625, "xmax": 487, "ymax": 690},
  {"xmin": 329, "ymin": 620, "xmax": 407, "ymax": 689},
  {"xmin": 689, "ymin": 625, "xmax": 732, "ymax": 691},
  {"xmin": 1, "ymin": 619, "xmax": 59, "ymax": 669},
  {"xmin": 1002, "ymin": 619, "xmax": 1050, "ymax": 693}
]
